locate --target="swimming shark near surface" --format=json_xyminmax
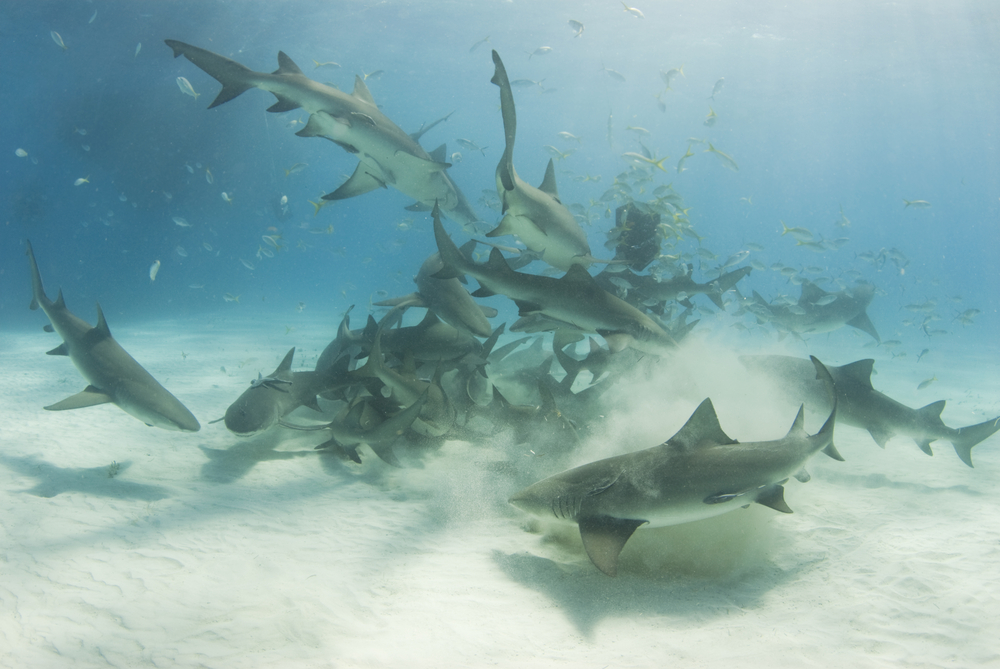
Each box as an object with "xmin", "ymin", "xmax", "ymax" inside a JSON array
[
  {"xmin": 487, "ymin": 50, "xmax": 593, "ymax": 271},
  {"xmin": 25, "ymin": 240, "xmax": 200, "ymax": 432},
  {"xmin": 164, "ymin": 39, "xmax": 479, "ymax": 229},
  {"xmin": 509, "ymin": 356, "xmax": 842, "ymax": 576},
  {"xmin": 741, "ymin": 354, "xmax": 1000, "ymax": 467},
  {"xmin": 432, "ymin": 204, "xmax": 677, "ymax": 356},
  {"xmin": 747, "ymin": 280, "xmax": 881, "ymax": 342}
]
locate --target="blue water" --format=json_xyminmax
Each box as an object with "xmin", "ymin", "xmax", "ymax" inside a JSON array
[{"xmin": 2, "ymin": 0, "xmax": 998, "ymax": 355}]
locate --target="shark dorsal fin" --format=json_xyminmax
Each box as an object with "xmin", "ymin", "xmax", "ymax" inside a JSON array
[
  {"xmin": 798, "ymin": 281, "xmax": 828, "ymax": 305},
  {"xmin": 94, "ymin": 302, "xmax": 112, "ymax": 339},
  {"xmin": 838, "ymin": 359, "xmax": 875, "ymax": 390},
  {"xmin": 785, "ymin": 405, "xmax": 807, "ymax": 438},
  {"xmin": 417, "ymin": 309, "xmax": 442, "ymax": 329},
  {"xmin": 918, "ymin": 400, "xmax": 947, "ymax": 424},
  {"xmin": 560, "ymin": 264, "xmax": 597, "ymax": 286},
  {"xmin": 538, "ymin": 159, "xmax": 560, "ymax": 200},
  {"xmin": 429, "ymin": 143, "xmax": 448, "ymax": 164},
  {"xmin": 485, "ymin": 247, "xmax": 513, "ymax": 274},
  {"xmin": 274, "ymin": 52, "xmax": 304, "ymax": 76},
  {"xmin": 667, "ymin": 399, "xmax": 737, "ymax": 450},
  {"xmin": 272, "ymin": 347, "xmax": 296, "ymax": 377},
  {"xmin": 54, "ymin": 289, "xmax": 67, "ymax": 310},
  {"xmin": 352, "ymin": 76, "xmax": 376, "ymax": 105}
]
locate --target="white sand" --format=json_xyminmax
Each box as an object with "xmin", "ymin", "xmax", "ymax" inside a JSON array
[{"xmin": 1, "ymin": 314, "xmax": 998, "ymax": 668}]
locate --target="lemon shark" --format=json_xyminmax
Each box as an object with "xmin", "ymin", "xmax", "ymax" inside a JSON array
[
  {"xmin": 164, "ymin": 39, "xmax": 478, "ymax": 228},
  {"xmin": 25, "ymin": 240, "xmax": 200, "ymax": 432},
  {"xmin": 510, "ymin": 357, "xmax": 842, "ymax": 576},
  {"xmin": 741, "ymin": 355, "xmax": 1000, "ymax": 467},
  {"xmin": 432, "ymin": 205, "xmax": 677, "ymax": 355},
  {"xmin": 748, "ymin": 280, "xmax": 880, "ymax": 342},
  {"xmin": 488, "ymin": 50, "xmax": 592, "ymax": 271}
]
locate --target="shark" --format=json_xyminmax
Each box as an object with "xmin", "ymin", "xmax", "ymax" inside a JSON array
[
  {"xmin": 224, "ymin": 347, "xmax": 350, "ymax": 437},
  {"xmin": 509, "ymin": 357, "xmax": 842, "ymax": 576},
  {"xmin": 164, "ymin": 39, "xmax": 478, "ymax": 228},
  {"xmin": 375, "ymin": 248, "xmax": 498, "ymax": 338},
  {"xmin": 747, "ymin": 280, "xmax": 881, "ymax": 342},
  {"xmin": 597, "ymin": 264, "xmax": 752, "ymax": 311},
  {"xmin": 487, "ymin": 50, "xmax": 592, "ymax": 271},
  {"xmin": 432, "ymin": 204, "xmax": 677, "ymax": 355},
  {"xmin": 741, "ymin": 355, "xmax": 1000, "ymax": 467},
  {"xmin": 25, "ymin": 240, "xmax": 200, "ymax": 432}
]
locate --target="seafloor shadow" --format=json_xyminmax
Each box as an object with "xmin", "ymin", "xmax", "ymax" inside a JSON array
[
  {"xmin": 492, "ymin": 548, "xmax": 810, "ymax": 637},
  {"xmin": 816, "ymin": 469, "xmax": 984, "ymax": 495},
  {"xmin": 198, "ymin": 434, "xmax": 314, "ymax": 483},
  {"xmin": 0, "ymin": 454, "xmax": 170, "ymax": 500}
]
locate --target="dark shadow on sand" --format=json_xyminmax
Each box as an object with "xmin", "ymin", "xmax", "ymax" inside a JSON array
[
  {"xmin": 0, "ymin": 454, "xmax": 170, "ymax": 500},
  {"xmin": 198, "ymin": 431, "xmax": 315, "ymax": 483}
]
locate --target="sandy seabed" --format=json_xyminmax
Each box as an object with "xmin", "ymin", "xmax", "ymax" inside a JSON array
[{"xmin": 1, "ymin": 311, "xmax": 998, "ymax": 669}]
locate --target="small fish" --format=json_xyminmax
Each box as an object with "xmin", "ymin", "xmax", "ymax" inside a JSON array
[
  {"xmin": 297, "ymin": 302, "xmax": 306, "ymax": 312},
  {"xmin": 621, "ymin": 2, "xmax": 644, "ymax": 18},
  {"xmin": 74, "ymin": 127, "xmax": 88, "ymax": 136},
  {"xmin": 709, "ymin": 77, "xmax": 725, "ymax": 99},
  {"xmin": 175, "ymin": 246, "xmax": 188, "ymax": 258},
  {"xmin": 134, "ymin": 43, "xmax": 141, "ymax": 60},
  {"xmin": 780, "ymin": 221, "xmax": 813, "ymax": 242},
  {"xmin": 176, "ymin": 76, "xmax": 200, "ymax": 100},
  {"xmin": 704, "ymin": 143, "xmax": 737, "ymax": 171},
  {"xmin": 51, "ymin": 31, "xmax": 68, "ymax": 51},
  {"xmin": 544, "ymin": 145, "xmax": 574, "ymax": 160},
  {"xmin": 529, "ymin": 46, "xmax": 553, "ymax": 59},
  {"xmin": 660, "ymin": 66, "xmax": 684, "ymax": 89},
  {"xmin": 173, "ymin": 217, "xmax": 192, "ymax": 227},
  {"xmin": 674, "ymin": 145, "xmax": 695, "ymax": 173},
  {"xmin": 362, "ymin": 70, "xmax": 383, "ymax": 81},
  {"xmin": 469, "ymin": 36, "xmax": 491, "ymax": 53},
  {"xmin": 74, "ymin": 176, "xmax": 90, "ymax": 186},
  {"xmin": 88, "ymin": 10, "xmax": 97, "ymax": 23},
  {"xmin": 917, "ymin": 375, "xmax": 937, "ymax": 390},
  {"xmin": 223, "ymin": 293, "xmax": 240, "ymax": 303},
  {"xmin": 308, "ymin": 199, "xmax": 328, "ymax": 216},
  {"xmin": 450, "ymin": 152, "xmax": 463, "ymax": 163},
  {"xmin": 312, "ymin": 60, "xmax": 340, "ymax": 69},
  {"xmin": 258, "ymin": 246, "xmax": 275, "ymax": 258},
  {"xmin": 703, "ymin": 107, "xmax": 718, "ymax": 127},
  {"xmin": 203, "ymin": 242, "xmax": 213, "ymax": 252},
  {"xmin": 814, "ymin": 295, "xmax": 838, "ymax": 306},
  {"xmin": 184, "ymin": 163, "xmax": 194, "ymax": 174},
  {"xmin": 456, "ymin": 138, "xmax": 487, "ymax": 155},
  {"xmin": 917, "ymin": 348, "xmax": 930, "ymax": 362},
  {"xmin": 903, "ymin": 199, "xmax": 931, "ymax": 208},
  {"xmin": 262, "ymin": 234, "xmax": 281, "ymax": 249},
  {"xmin": 510, "ymin": 78, "xmax": 544, "ymax": 88},
  {"xmin": 603, "ymin": 67, "xmax": 627, "ymax": 83},
  {"xmin": 558, "ymin": 131, "xmax": 582, "ymax": 143},
  {"xmin": 284, "ymin": 162, "xmax": 308, "ymax": 176},
  {"xmin": 568, "ymin": 20, "xmax": 585, "ymax": 37},
  {"xmin": 836, "ymin": 205, "xmax": 851, "ymax": 228},
  {"xmin": 149, "ymin": 260, "xmax": 161, "ymax": 282},
  {"xmin": 622, "ymin": 152, "xmax": 670, "ymax": 172},
  {"xmin": 221, "ymin": 192, "xmax": 233, "ymax": 204},
  {"xmin": 625, "ymin": 125, "xmax": 650, "ymax": 136},
  {"xmin": 15, "ymin": 148, "xmax": 27, "ymax": 158},
  {"xmin": 240, "ymin": 258, "xmax": 255, "ymax": 270},
  {"xmin": 81, "ymin": 144, "xmax": 90, "ymax": 152},
  {"xmin": 205, "ymin": 168, "xmax": 214, "ymax": 184},
  {"xmin": 280, "ymin": 195, "xmax": 288, "ymax": 208}
]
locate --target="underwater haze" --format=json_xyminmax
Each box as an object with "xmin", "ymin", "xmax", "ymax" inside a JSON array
[{"xmin": 2, "ymin": 0, "xmax": 999, "ymax": 666}]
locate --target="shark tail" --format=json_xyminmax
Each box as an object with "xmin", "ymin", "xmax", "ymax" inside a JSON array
[
  {"xmin": 708, "ymin": 266, "xmax": 752, "ymax": 309},
  {"xmin": 950, "ymin": 416, "xmax": 1000, "ymax": 468},
  {"xmin": 810, "ymin": 356, "xmax": 844, "ymax": 461},
  {"xmin": 165, "ymin": 40, "xmax": 258, "ymax": 108},
  {"xmin": 490, "ymin": 50, "xmax": 517, "ymax": 192}
]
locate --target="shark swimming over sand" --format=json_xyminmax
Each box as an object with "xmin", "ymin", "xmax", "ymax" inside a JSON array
[
  {"xmin": 432, "ymin": 205, "xmax": 677, "ymax": 355},
  {"xmin": 487, "ymin": 50, "xmax": 592, "ymax": 271},
  {"xmin": 741, "ymin": 355, "xmax": 1000, "ymax": 467},
  {"xmin": 748, "ymin": 280, "xmax": 880, "ymax": 342},
  {"xmin": 25, "ymin": 240, "xmax": 200, "ymax": 432},
  {"xmin": 510, "ymin": 357, "xmax": 842, "ymax": 576},
  {"xmin": 164, "ymin": 39, "xmax": 478, "ymax": 228}
]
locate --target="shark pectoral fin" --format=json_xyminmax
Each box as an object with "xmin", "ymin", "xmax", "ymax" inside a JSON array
[
  {"xmin": 479, "ymin": 305, "xmax": 499, "ymax": 318},
  {"xmin": 513, "ymin": 300, "xmax": 542, "ymax": 316},
  {"xmin": 45, "ymin": 386, "xmax": 113, "ymax": 411},
  {"xmin": 323, "ymin": 164, "xmax": 387, "ymax": 201},
  {"xmin": 266, "ymin": 95, "xmax": 301, "ymax": 113},
  {"xmin": 754, "ymin": 484, "xmax": 793, "ymax": 514},
  {"xmin": 45, "ymin": 342, "xmax": 69, "ymax": 356},
  {"xmin": 393, "ymin": 150, "xmax": 451, "ymax": 173},
  {"xmin": 578, "ymin": 515, "xmax": 647, "ymax": 577},
  {"xmin": 846, "ymin": 311, "xmax": 880, "ymax": 343},
  {"xmin": 471, "ymin": 286, "xmax": 496, "ymax": 298},
  {"xmin": 598, "ymin": 331, "xmax": 631, "ymax": 353},
  {"xmin": 867, "ymin": 426, "xmax": 893, "ymax": 449},
  {"xmin": 915, "ymin": 439, "xmax": 934, "ymax": 456},
  {"xmin": 366, "ymin": 442, "xmax": 402, "ymax": 468},
  {"xmin": 485, "ymin": 214, "xmax": 523, "ymax": 238}
]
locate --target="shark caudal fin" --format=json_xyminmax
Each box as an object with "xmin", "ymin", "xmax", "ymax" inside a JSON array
[
  {"xmin": 950, "ymin": 416, "xmax": 1000, "ymax": 468},
  {"xmin": 165, "ymin": 40, "xmax": 257, "ymax": 108},
  {"xmin": 490, "ymin": 50, "xmax": 517, "ymax": 193}
]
